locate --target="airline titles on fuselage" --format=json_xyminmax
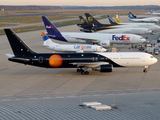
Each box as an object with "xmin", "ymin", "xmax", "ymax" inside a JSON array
[
  {"xmin": 112, "ymin": 35, "xmax": 130, "ymax": 41},
  {"xmin": 74, "ymin": 45, "xmax": 92, "ymax": 50}
]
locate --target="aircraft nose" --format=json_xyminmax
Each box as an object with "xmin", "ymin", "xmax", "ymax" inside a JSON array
[
  {"xmin": 156, "ymin": 25, "xmax": 160, "ymax": 30},
  {"xmin": 102, "ymin": 48, "xmax": 107, "ymax": 52},
  {"xmin": 141, "ymin": 38, "xmax": 146, "ymax": 43},
  {"xmin": 153, "ymin": 58, "xmax": 158, "ymax": 64},
  {"xmin": 148, "ymin": 30, "xmax": 152, "ymax": 33},
  {"xmin": 155, "ymin": 19, "xmax": 159, "ymax": 22}
]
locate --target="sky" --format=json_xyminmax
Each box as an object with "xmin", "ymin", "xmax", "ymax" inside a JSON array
[{"xmin": 1, "ymin": 0, "xmax": 160, "ymax": 6}]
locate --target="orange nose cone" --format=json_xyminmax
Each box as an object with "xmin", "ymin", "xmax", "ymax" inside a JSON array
[{"xmin": 49, "ymin": 55, "xmax": 63, "ymax": 67}]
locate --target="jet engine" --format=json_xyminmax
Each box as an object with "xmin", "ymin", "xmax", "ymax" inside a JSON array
[
  {"xmin": 98, "ymin": 40, "xmax": 110, "ymax": 47},
  {"xmin": 92, "ymin": 64, "xmax": 113, "ymax": 72}
]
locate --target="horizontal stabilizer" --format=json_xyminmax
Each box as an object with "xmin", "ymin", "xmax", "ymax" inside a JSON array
[{"xmin": 5, "ymin": 53, "xmax": 15, "ymax": 58}]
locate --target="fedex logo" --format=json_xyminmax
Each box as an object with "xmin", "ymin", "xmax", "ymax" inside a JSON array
[
  {"xmin": 74, "ymin": 45, "xmax": 92, "ymax": 50},
  {"xmin": 102, "ymin": 43, "xmax": 108, "ymax": 45},
  {"xmin": 112, "ymin": 35, "xmax": 130, "ymax": 41},
  {"xmin": 46, "ymin": 26, "xmax": 54, "ymax": 28}
]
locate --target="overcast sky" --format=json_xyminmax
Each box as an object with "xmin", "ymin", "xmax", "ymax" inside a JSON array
[{"xmin": 1, "ymin": 0, "xmax": 160, "ymax": 6}]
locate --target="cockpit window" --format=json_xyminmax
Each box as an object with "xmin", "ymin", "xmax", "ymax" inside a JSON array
[
  {"xmin": 150, "ymin": 56, "xmax": 154, "ymax": 58},
  {"xmin": 140, "ymin": 37, "xmax": 144, "ymax": 39}
]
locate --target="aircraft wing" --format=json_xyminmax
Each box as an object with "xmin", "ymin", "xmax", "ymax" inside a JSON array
[
  {"xmin": 70, "ymin": 62, "xmax": 109, "ymax": 68},
  {"xmin": 69, "ymin": 36, "xmax": 100, "ymax": 43}
]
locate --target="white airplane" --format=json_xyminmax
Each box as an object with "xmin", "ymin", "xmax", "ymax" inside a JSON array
[
  {"xmin": 79, "ymin": 13, "xmax": 152, "ymax": 35},
  {"xmin": 108, "ymin": 15, "xmax": 160, "ymax": 32},
  {"xmin": 92, "ymin": 27, "xmax": 152, "ymax": 35},
  {"xmin": 128, "ymin": 13, "xmax": 159, "ymax": 23},
  {"xmin": 41, "ymin": 32, "xmax": 107, "ymax": 52},
  {"xmin": 129, "ymin": 12, "xmax": 160, "ymax": 21},
  {"xmin": 4, "ymin": 29, "xmax": 158, "ymax": 75},
  {"xmin": 150, "ymin": 10, "xmax": 160, "ymax": 16},
  {"xmin": 42, "ymin": 16, "xmax": 146, "ymax": 48}
]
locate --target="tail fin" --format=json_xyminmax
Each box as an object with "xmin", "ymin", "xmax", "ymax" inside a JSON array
[
  {"xmin": 150, "ymin": 10, "xmax": 153, "ymax": 13},
  {"xmin": 4, "ymin": 29, "xmax": 36, "ymax": 57},
  {"xmin": 128, "ymin": 13, "xmax": 134, "ymax": 19},
  {"xmin": 79, "ymin": 16, "xmax": 88, "ymax": 24},
  {"xmin": 113, "ymin": 16, "xmax": 122, "ymax": 23},
  {"xmin": 107, "ymin": 15, "xmax": 118, "ymax": 25},
  {"xmin": 41, "ymin": 32, "xmax": 58, "ymax": 46},
  {"xmin": 85, "ymin": 13, "xmax": 101, "ymax": 25},
  {"xmin": 129, "ymin": 12, "xmax": 136, "ymax": 18},
  {"xmin": 41, "ymin": 16, "xmax": 67, "ymax": 42}
]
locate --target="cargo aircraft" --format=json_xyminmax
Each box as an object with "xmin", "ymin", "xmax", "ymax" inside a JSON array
[
  {"xmin": 41, "ymin": 32, "xmax": 107, "ymax": 52},
  {"xmin": 42, "ymin": 16, "xmax": 146, "ymax": 48},
  {"xmin": 77, "ymin": 16, "xmax": 93, "ymax": 30},
  {"xmin": 129, "ymin": 12, "xmax": 160, "ymax": 21},
  {"xmin": 150, "ymin": 10, "xmax": 160, "ymax": 16},
  {"xmin": 5, "ymin": 29, "xmax": 157, "ymax": 75},
  {"xmin": 128, "ymin": 12, "xmax": 159, "ymax": 23},
  {"xmin": 107, "ymin": 15, "xmax": 160, "ymax": 32},
  {"xmin": 77, "ymin": 13, "xmax": 158, "ymax": 34}
]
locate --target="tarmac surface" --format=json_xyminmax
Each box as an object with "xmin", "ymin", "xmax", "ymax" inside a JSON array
[{"xmin": 0, "ymin": 15, "xmax": 160, "ymax": 119}]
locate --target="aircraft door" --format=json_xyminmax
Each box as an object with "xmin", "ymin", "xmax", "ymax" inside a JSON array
[
  {"xmin": 132, "ymin": 36, "xmax": 135, "ymax": 43},
  {"xmin": 39, "ymin": 56, "xmax": 43, "ymax": 63}
]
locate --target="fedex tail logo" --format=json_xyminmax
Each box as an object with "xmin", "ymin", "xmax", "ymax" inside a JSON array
[
  {"xmin": 46, "ymin": 26, "xmax": 54, "ymax": 28},
  {"xmin": 112, "ymin": 35, "xmax": 130, "ymax": 41}
]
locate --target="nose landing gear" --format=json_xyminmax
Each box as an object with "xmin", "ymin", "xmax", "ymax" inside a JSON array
[
  {"xmin": 143, "ymin": 66, "xmax": 148, "ymax": 73},
  {"xmin": 143, "ymin": 68, "xmax": 147, "ymax": 73}
]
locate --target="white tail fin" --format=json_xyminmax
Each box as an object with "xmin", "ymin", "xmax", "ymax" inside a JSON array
[{"xmin": 41, "ymin": 32, "xmax": 58, "ymax": 47}]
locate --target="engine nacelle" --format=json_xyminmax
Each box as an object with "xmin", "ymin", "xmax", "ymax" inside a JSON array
[
  {"xmin": 92, "ymin": 64, "xmax": 113, "ymax": 72},
  {"xmin": 98, "ymin": 40, "xmax": 110, "ymax": 47}
]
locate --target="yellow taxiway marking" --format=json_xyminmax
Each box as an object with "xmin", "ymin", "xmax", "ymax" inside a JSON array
[{"xmin": 55, "ymin": 74, "xmax": 73, "ymax": 76}]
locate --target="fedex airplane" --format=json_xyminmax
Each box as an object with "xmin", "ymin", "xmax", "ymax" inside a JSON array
[
  {"xmin": 150, "ymin": 10, "xmax": 160, "ymax": 16},
  {"xmin": 42, "ymin": 16, "xmax": 146, "ymax": 48},
  {"xmin": 41, "ymin": 32, "xmax": 107, "ymax": 52},
  {"xmin": 128, "ymin": 12, "xmax": 159, "ymax": 23},
  {"xmin": 4, "ymin": 29, "xmax": 157, "ymax": 75}
]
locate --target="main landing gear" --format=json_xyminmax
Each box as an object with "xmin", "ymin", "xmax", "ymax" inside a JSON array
[
  {"xmin": 143, "ymin": 66, "xmax": 148, "ymax": 73},
  {"xmin": 76, "ymin": 68, "xmax": 89, "ymax": 75}
]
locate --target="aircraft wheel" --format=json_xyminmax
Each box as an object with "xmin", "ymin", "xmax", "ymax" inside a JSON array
[
  {"xmin": 77, "ymin": 69, "xmax": 81, "ymax": 72},
  {"xmin": 84, "ymin": 71, "xmax": 89, "ymax": 75},
  {"xmin": 81, "ymin": 71, "xmax": 85, "ymax": 75},
  {"xmin": 143, "ymin": 69, "xmax": 147, "ymax": 73}
]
